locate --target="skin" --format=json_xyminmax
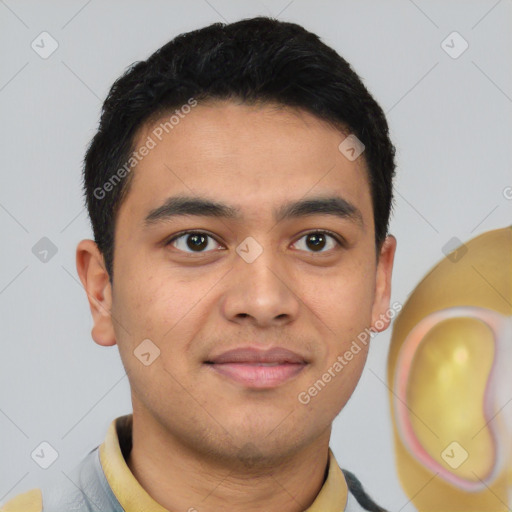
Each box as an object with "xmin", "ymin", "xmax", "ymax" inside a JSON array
[{"xmin": 76, "ymin": 99, "xmax": 396, "ymax": 512}]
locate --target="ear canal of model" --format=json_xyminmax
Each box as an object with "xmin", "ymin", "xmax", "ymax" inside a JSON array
[{"xmin": 395, "ymin": 315, "xmax": 497, "ymax": 490}]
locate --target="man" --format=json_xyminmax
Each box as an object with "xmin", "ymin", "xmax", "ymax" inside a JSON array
[{"xmin": 1, "ymin": 16, "xmax": 396, "ymax": 512}]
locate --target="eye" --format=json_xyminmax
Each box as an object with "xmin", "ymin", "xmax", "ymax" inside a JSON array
[
  {"xmin": 166, "ymin": 231, "xmax": 223, "ymax": 253},
  {"xmin": 166, "ymin": 230, "xmax": 343, "ymax": 254},
  {"xmin": 292, "ymin": 231, "xmax": 342, "ymax": 253}
]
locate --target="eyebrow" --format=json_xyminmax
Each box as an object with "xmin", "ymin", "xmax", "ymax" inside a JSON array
[{"xmin": 143, "ymin": 195, "xmax": 364, "ymax": 228}]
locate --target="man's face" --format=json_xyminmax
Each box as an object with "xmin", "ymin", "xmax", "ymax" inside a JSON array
[{"xmin": 80, "ymin": 100, "xmax": 395, "ymax": 466}]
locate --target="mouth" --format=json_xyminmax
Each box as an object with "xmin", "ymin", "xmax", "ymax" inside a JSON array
[{"xmin": 204, "ymin": 347, "xmax": 308, "ymax": 389}]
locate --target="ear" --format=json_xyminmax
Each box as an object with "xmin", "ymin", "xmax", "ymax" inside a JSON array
[
  {"xmin": 76, "ymin": 239, "xmax": 117, "ymax": 347},
  {"xmin": 371, "ymin": 235, "xmax": 397, "ymax": 332}
]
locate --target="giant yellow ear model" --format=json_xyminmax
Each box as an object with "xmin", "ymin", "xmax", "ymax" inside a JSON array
[{"xmin": 388, "ymin": 226, "xmax": 512, "ymax": 512}]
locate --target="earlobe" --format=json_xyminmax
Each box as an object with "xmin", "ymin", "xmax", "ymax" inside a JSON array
[
  {"xmin": 76, "ymin": 239, "xmax": 117, "ymax": 347},
  {"xmin": 371, "ymin": 234, "xmax": 397, "ymax": 332}
]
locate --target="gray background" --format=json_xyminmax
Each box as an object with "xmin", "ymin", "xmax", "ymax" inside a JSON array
[{"xmin": 1, "ymin": 1, "xmax": 511, "ymax": 510}]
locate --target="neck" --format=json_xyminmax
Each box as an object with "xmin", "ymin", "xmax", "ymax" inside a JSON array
[{"xmin": 126, "ymin": 412, "xmax": 332, "ymax": 512}]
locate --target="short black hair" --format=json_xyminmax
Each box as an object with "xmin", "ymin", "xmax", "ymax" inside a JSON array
[{"xmin": 83, "ymin": 16, "xmax": 396, "ymax": 280}]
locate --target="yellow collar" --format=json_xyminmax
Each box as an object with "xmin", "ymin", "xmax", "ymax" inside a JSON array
[{"xmin": 100, "ymin": 415, "xmax": 348, "ymax": 512}]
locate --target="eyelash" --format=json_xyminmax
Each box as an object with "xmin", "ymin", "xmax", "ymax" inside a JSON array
[{"xmin": 165, "ymin": 230, "xmax": 344, "ymax": 254}]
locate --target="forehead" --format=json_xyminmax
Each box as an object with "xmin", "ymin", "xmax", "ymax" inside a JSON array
[{"xmin": 118, "ymin": 100, "xmax": 371, "ymax": 225}]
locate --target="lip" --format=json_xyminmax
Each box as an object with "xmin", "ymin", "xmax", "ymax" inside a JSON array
[{"xmin": 205, "ymin": 347, "xmax": 308, "ymax": 389}]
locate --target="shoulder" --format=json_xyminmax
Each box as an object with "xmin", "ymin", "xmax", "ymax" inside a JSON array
[
  {"xmin": 342, "ymin": 469, "xmax": 388, "ymax": 512},
  {"xmin": 0, "ymin": 488, "xmax": 42, "ymax": 512},
  {"xmin": 1, "ymin": 446, "xmax": 121, "ymax": 512}
]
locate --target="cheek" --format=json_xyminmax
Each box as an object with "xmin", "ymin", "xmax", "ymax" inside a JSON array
[
  {"xmin": 113, "ymin": 260, "xmax": 197, "ymax": 337},
  {"xmin": 314, "ymin": 256, "xmax": 376, "ymax": 334},
  {"xmin": 111, "ymin": 271, "xmax": 200, "ymax": 400},
  {"xmin": 112, "ymin": 263, "xmax": 222, "ymax": 381}
]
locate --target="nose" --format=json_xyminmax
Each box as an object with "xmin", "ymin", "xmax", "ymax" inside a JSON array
[{"xmin": 219, "ymin": 246, "xmax": 301, "ymax": 328}]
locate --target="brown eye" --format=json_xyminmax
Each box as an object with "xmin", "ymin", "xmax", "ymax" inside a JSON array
[
  {"xmin": 293, "ymin": 231, "xmax": 341, "ymax": 253},
  {"xmin": 168, "ymin": 231, "xmax": 221, "ymax": 253}
]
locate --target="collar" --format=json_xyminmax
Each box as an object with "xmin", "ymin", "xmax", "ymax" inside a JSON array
[{"xmin": 99, "ymin": 414, "xmax": 348, "ymax": 512}]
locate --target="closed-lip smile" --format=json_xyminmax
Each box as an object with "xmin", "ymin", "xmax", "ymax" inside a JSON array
[{"xmin": 205, "ymin": 347, "xmax": 308, "ymax": 388}]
